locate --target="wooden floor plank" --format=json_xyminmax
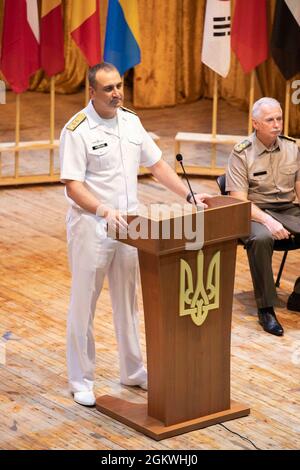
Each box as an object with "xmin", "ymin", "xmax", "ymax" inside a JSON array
[{"xmin": 1, "ymin": 182, "xmax": 300, "ymax": 450}]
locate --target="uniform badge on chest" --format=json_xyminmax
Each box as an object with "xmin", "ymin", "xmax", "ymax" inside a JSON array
[{"xmin": 92, "ymin": 143, "xmax": 108, "ymax": 150}]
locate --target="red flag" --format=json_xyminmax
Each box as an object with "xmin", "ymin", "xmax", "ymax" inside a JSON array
[
  {"xmin": 40, "ymin": 0, "xmax": 65, "ymax": 77},
  {"xmin": 231, "ymin": 0, "xmax": 268, "ymax": 73},
  {"xmin": 70, "ymin": 0, "xmax": 101, "ymax": 66},
  {"xmin": 0, "ymin": 0, "xmax": 40, "ymax": 93}
]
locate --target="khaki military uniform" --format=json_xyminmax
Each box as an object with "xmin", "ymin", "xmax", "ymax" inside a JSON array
[{"xmin": 226, "ymin": 133, "xmax": 300, "ymax": 308}]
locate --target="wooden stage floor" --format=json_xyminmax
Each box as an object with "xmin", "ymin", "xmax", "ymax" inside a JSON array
[{"xmin": 0, "ymin": 91, "xmax": 300, "ymax": 450}]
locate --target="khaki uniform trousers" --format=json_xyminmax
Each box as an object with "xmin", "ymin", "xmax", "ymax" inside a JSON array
[
  {"xmin": 66, "ymin": 209, "xmax": 146, "ymax": 393},
  {"xmin": 244, "ymin": 203, "xmax": 300, "ymax": 309}
]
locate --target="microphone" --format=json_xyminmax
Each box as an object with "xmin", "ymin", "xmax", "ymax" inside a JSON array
[{"xmin": 176, "ymin": 154, "xmax": 198, "ymax": 206}]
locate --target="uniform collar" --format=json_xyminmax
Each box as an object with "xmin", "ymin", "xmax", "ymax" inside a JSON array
[
  {"xmin": 253, "ymin": 132, "xmax": 280, "ymax": 156},
  {"xmin": 117, "ymin": 108, "xmax": 130, "ymax": 136},
  {"xmin": 85, "ymin": 101, "xmax": 124, "ymax": 136},
  {"xmin": 85, "ymin": 100, "xmax": 103, "ymax": 128}
]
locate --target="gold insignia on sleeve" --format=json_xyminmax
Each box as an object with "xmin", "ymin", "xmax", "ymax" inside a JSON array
[
  {"xmin": 234, "ymin": 139, "xmax": 252, "ymax": 153},
  {"xmin": 279, "ymin": 134, "xmax": 296, "ymax": 143},
  {"xmin": 66, "ymin": 113, "xmax": 86, "ymax": 131},
  {"xmin": 120, "ymin": 106, "xmax": 137, "ymax": 115}
]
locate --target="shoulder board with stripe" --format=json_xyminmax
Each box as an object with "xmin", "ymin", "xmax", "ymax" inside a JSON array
[
  {"xmin": 279, "ymin": 134, "xmax": 296, "ymax": 143},
  {"xmin": 234, "ymin": 139, "xmax": 252, "ymax": 153},
  {"xmin": 120, "ymin": 106, "xmax": 137, "ymax": 115},
  {"xmin": 66, "ymin": 113, "xmax": 86, "ymax": 131}
]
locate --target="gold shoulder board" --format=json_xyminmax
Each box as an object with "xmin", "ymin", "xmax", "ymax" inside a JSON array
[
  {"xmin": 66, "ymin": 113, "xmax": 86, "ymax": 131},
  {"xmin": 234, "ymin": 139, "xmax": 252, "ymax": 153},
  {"xmin": 279, "ymin": 134, "xmax": 296, "ymax": 143},
  {"xmin": 120, "ymin": 106, "xmax": 137, "ymax": 115}
]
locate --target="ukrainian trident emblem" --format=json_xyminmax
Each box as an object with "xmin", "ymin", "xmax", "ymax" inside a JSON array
[{"xmin": 179, "ymin": 250, "xmax": 220, "ymax": 326}]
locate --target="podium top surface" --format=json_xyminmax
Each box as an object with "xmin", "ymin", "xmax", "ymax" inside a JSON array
[
  {"xmin": 118, "ymin": 196, "xmax": 251, "ymax": 255},
  {"xmin": 135, "ymin": 196, "xmax": 245, "ymax": 221}
]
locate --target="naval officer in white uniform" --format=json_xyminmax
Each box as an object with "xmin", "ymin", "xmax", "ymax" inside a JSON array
[{"xmin": 60, "ymin": 62, "xmax": 210, "ymax": 406}]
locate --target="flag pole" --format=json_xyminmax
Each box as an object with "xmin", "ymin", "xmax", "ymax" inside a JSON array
[
  {"xmin": 211, "ymin": 72, "xmax": 218, "ymax": 168},
  {"xmin": 212, "ymin": 72, "xmax": 218, "ymax": 137},
  {"xmin": 49, "ymin": 76, "xmax": 55, "ymax": 176},
  {"xmin": 15, "ymin": 93, "xmax": 21, "ymax": 178},
  {"xmin": 85, "ymin": 68, "xmax": 89, "ymax": 106},
  {"xmin": 248, "ymin": 70, "xmax": 255, "ymax": 135},
  {"xmin": 284, "ymin": 80, "xmax": 290, "ymax": 136}
]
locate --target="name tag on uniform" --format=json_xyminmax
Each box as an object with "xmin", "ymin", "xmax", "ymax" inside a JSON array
[
  {"xmin": 92, "ymin": 143, "xmax": 108, "ymax": 150},
  {"xmin": 253, "ymin": 170, "xmax": 267, "ymax": 176}
]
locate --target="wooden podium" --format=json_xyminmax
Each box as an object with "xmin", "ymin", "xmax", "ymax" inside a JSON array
[{"xmin": 96, "ymin": 196, "xmax": 251, "ymax": 440}]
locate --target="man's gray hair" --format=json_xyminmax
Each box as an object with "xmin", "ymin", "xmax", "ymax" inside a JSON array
[{"xmin": 252, "ymin": 97, "xmax": 282, "ymax": 119}]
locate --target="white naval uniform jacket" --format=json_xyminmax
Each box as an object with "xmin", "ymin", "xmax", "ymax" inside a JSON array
[
  {"xmin": 59, "ymin": 100, "xmax": 161, "ymax": 214},
  {"xmin": 59, "ymin": 102, "xmax": 160, "ymax": 391}
]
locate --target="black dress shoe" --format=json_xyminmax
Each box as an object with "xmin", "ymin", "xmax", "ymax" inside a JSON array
[
  {"xmin": 287, "ymin": 292, "xmax": 300, "ymax": 312},
  {"xmin": 258, "ymin": 307, "xmax": 284, "ymax": 336}
]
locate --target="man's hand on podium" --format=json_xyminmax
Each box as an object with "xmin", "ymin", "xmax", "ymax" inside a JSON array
[{"xmin": 194, "ymin": 193, "xmax": 213, "ymax": 209}]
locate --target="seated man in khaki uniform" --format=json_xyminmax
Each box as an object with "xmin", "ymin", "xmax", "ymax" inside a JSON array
[{"xmin": 226, "ymin": 97, "xmax": 300, "ymax": 337}]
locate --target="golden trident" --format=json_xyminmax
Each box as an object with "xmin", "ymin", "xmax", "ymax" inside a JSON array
[{"xmin": 179, "ymin": 250, "xmax": 220, "ymax": 326}]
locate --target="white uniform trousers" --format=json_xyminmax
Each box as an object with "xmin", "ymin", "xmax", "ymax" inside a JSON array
[{"xmin": 66, "ymin": 209, "xmax": 146, "ymax": 393}]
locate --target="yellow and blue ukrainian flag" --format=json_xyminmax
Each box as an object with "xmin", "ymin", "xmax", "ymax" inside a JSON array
[{"xmin": 104, "ymin": 0, "xmax": 141, "ymax": 76}]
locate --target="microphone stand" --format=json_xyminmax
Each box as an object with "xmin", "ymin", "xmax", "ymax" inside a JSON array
[{"xmin": 176, "ymin": 154, "xmax": 198, "ymax": 206}]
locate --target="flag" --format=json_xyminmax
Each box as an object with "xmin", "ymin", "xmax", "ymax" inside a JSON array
[
  {"xmin": 271, "ymin": 0, "xmax": 300, "ymax": 80},
  {"xmin": 231, "ymin": 0, "xmax": 268, "ymax": 73},
  {"xmin": 201, "ymin": 0, "xmax": 231, "ymax": 77},
  {"xmin": 0, "ymin": 0, "xmax": 40, "ymax": 93},
  {"xmin": 40, "ymin": 0, "xmax": 65, "ymax": 76},
  {"xmin": 104, "ymin": 0, "xmax": 141, "ymax": 76},
  {"xmin": 70, "ymin": 0, "xmax": 101, "ymax": 66}
]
